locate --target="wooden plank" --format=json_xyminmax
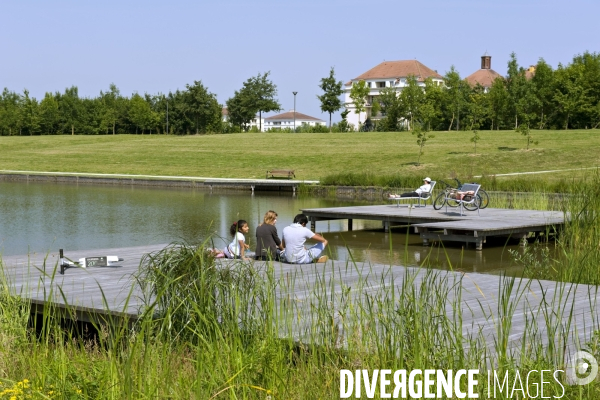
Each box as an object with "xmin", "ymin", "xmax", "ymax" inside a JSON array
[
  {"xmin": 204, "ymin": 178, "xmax": 313, "ymax": 187},
  {"xmin": 301, "ymin": 205, "xmax": 563, "ymax": 249},
  {"xmin": 3, "ymin": 245, "xmax": 597, "ymax": 356}
]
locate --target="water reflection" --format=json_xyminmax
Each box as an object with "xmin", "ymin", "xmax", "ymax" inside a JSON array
[
  {"xmin": 0, "ymin": 181, "xmax": 532, "ymax": 273},
  {"xmin": 325, "ymin": 228, "xmax": 524, "ymax": 274}
]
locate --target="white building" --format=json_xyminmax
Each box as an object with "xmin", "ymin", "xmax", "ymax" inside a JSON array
[
  {"xmin": 263, "ymin": 110, "xmax": 325, "ymax": 132},
  {"xmin": 344, "ymin": 60, "xmax": 444, "ymax": 129}
]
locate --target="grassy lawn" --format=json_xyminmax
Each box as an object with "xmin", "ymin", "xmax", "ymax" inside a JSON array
[{"xmin": 1, "ymin": 129, "xmax": 599, "ymax": 182}]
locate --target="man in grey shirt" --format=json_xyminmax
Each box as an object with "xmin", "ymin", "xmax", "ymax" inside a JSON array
[{"xmin": 281, "ymin": 213, "xmax": 328, "ymax": 263}]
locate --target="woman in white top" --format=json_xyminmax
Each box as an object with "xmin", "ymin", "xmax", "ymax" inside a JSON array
[
  {"xmin": 398, "ymin": 177, "xmax": 432, "ymax": 197},
  {"xmin": 223, "ymin": 219, "xmax": 250, "ymax": 259}
]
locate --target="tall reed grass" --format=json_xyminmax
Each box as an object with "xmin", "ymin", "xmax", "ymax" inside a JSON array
[
  {"xmin": 511, "ymin": 171, "xmax": 600, "ymax": 286},
  {"xmin": 2, "ymin": 247, "xmax": 598, "ymax": 398},
  {"xmin": 320, "ymin": 172, "xmax": 579, "ymax": 193}
]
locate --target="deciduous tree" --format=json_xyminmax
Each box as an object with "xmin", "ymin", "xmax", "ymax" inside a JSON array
[
  {"xmin": 226, "ymin": 90, "xmax": 256, "ymax": 131},
  {"xmin": 377, "ymin": 87, "xmax": 403, "ymax": 131},
  {"xmin": 443, "ymin": 66, "xmax": 468, "ymax": 131},
  {"xmin": 0, "ymin": 88, "xmax": 22, "ymax": 135},
  {"xmin": 181, "ymin": 81, "xmax": 222, "ymax": 134},
  {"xmin": 505, "ymin": 52, "xmax": 531, "ymax": 129},
  {"xmin": 412, "ymin": 125, "xmax": 434, "ymax": 166},
  {"xmin": 423, "ymin": 78, "xmax": 444, "ymax": 131},
  {"xmin": 244, "ymin": 72, "xmax": 281, "ymax": 131},
  {"xmin": 59, "ymin": 86, "xmax": 82, "ymax": 135},
  {"xmin": 129, "ymin": 94, "xmax": 154, "ymax": 134},
  {"xmin": 529, "ymin": 59, "xmax": 555, "ymax": 129},
  {"xmin": 516, "ymin": 123, "xmax": 538, "ymax": 150},
  {"xmin": 465, "ymin": 84, "xmax": 489, "ymax": 131},
  {"xmin": 349, "ymin": 80, "xmax": 369, "ymax": 127},
  {"xmin": 39, "ymin": 92, "xmax": 60, "ymax": 134},
  {"xmin": 554, "ymin": 63, "xmax": 590, "ymax": 130},
  {"xmin": 470, "ymin": 129, "xmax": 481, "ymax": 155},
  {"xmin": 20, "ymin": 90, "xmax": 40, "ymax": 135},
  {"xmin": 487, "ymin": 77, "xmax": 508, "ymax": 130},
  {"xmin": 317, "ymin": 67, "xmax": 343, "ymax": 132},
  {"xmin": 100, "ymin": 84, "xmax": 122, "ymax": 135},
  {"xmin": 399, "ymin": 75, "xmax": 425, "ymax": 131},
  {"xmin": 337, "ymin": 109, "xmax": 351, "ymax": 132}
]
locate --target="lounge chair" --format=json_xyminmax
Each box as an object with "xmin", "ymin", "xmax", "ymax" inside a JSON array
[
  {"xmin": 388, "ymin": 181, "xmax": 437, "ymax": 208},
  {"xmin": 444, "ymin": 183, "xmax": 481, "ymax": 216}
]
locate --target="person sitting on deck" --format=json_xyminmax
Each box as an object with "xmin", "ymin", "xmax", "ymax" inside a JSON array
[
  {"xmin": 281, "ymin": 214, "xmax": 328, "ymax": 264},
  {"xmin": 255, "ymin": 210, "xmax": 284, "ymax": 261},
  {"xmin": 211, "ymin": 220, "xmax": 251, "ymax": 260},
  {"xmin": 390, "ymin": 177, "xmax": 432, "ymax": 198}
]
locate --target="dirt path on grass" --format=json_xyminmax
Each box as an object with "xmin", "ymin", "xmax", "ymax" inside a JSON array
[{"xmin": 474, "ymin": 166, "xmax": 599, "ymax": 178}]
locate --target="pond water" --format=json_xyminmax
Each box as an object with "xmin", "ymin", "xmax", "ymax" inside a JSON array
[{"xmin": 0, "ymin": 181, "xmax": 529, "ymax": 273}]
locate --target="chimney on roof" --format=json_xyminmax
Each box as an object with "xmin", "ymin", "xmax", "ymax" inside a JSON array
[{"xmin": 481, "ymin": 54, "xmax": 492, "ymax": 70}]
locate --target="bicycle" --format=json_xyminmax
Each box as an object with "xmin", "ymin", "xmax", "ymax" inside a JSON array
[
  {"xmin": 432, "ymin": 178, "xmax": 489, "ymax": 210},
  {"xmin": 432, "ymin": 180, "xmax": 460, "ymax": 210},
  {"xmin": 454, "ymin": 178, "xmax": 489, "ymax": 209}
]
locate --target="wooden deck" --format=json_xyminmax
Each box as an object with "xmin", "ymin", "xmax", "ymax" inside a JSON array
[
  {"xmin": 0, "ymin": 170, "xmax": 319, "ymax": 192},
  {"xmin": 2, "ymin": 244, "xmax": 596, "ymax": 354},
  {"xmin": 204, "ymin": 178, "xmax": 318, "ymax": 193},
  {"xmin": 1, "ymin": 244, "xmax": 168, "ymax": 324},
  {"xmin": 301, "ymin": 205, "xmax": 565, "ymax": 250}
]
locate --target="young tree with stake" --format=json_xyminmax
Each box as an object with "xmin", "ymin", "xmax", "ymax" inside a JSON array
[{"xmin": 317, "ymin": 67, "xmax": 343, "ymax": 132}]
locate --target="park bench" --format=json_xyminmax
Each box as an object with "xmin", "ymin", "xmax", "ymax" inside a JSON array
[{"xmin": 266, "ymin": 169, "xmax": 295, "ymax": 179}]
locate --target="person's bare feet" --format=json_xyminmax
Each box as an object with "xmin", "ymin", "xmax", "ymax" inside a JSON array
[{"xmin": 316, "ymin": 255, "xmax": 328, "ymax": 263}]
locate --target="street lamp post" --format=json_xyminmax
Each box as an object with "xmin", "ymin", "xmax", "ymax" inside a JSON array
[{"xmin": 293, "ymin": 91, "xmax": 297, "ymax": 132}]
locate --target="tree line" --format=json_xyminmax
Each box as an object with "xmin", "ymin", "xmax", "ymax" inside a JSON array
[
  {"xmin": 1, "ymin": 51, "xmax": 599, "ymax": 136},
  {"xmin": 364, "ymin": 51, "xmax": 600, "ymax": 132},
  {"xmin": 0, "ymin": 72, "xmax": 285, "ymax": 136}
]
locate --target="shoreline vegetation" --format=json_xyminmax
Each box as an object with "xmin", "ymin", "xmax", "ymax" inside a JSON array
[
  {"xmin": 2, "ymin": 136, "xmax": 600, "ymax": 397},
  {"xmin": 0, "ymin": 170, "xmax": 584, "ymax": 201}
]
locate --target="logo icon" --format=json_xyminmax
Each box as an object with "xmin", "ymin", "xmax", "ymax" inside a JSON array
[{"xmin": 566, "ymin": 351, "xmax": 598, "ymax": 385}]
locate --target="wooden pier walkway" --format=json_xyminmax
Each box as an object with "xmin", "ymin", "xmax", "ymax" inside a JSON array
[
  {"xmin": 1, "ymin": 245, "xmax": 168, "ymax": 324},
  {"xmin": 204, "ymin": 178, "xmax": 318, "ymax": 194},
  {"xmin": 1, "ymin": 244, "xmax": 595, "ymax": 354},
  {"xmin": 0, "ymin": 170, "xmax": 319, "ymax": 193},
  {"xmin": 302, "ymin": 205, "xmax": 565, "ymax": 250}
]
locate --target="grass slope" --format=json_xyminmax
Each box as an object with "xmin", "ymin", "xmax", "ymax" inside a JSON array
[{"xmin": 0, "ymin": 130, "xmax": 599, "ymax": 181}]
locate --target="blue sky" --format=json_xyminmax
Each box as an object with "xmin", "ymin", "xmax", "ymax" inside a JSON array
[{"xmin": 1, "ymin": 0, "xmax": 598, "ymax": 122}]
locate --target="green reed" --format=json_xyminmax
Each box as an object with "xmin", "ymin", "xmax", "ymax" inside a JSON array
[
  {"xmin": 510, "ymin": 170, "xmax": 600, "ymax": 286},
  {"xmin": 319, "ymin": 172, "xmax": 581, "ymax": 194}
]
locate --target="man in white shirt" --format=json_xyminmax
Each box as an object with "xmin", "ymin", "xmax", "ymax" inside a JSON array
[
  {"xmin": 282, "ymin": 214, "xmax": 328, "ymax": 263},
  {"xmin": 399, "ymin": 177, "xmax": 432, "ymax": 197}
]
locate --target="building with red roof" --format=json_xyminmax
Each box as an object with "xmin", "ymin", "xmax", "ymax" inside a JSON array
[
  {"xmin": 264, "ymin": 110, "xmax": 325, "ymax": 132},
  {"xmin": 344, "ymin": 60, "xmax": 444, "ymax": 129},
  {"xmin": 465, "ymin": 53, "xmax": 503, "ymax": 91}
]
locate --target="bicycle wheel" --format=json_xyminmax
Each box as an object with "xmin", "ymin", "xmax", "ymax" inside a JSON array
[
  {"xmin": 447, "ymin": 198, "xmax": 460, "ymax": 207},
  {"xmin": 478, "ymin": 189, "xmax": 490, "ymax": 209},
  {"xmin": 464, "ymin": 195, "xmax": 481, "ymax": 211},
  {"xmin": 433, "ymin": 193, "xmax": 446, "ymax": 210}
]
